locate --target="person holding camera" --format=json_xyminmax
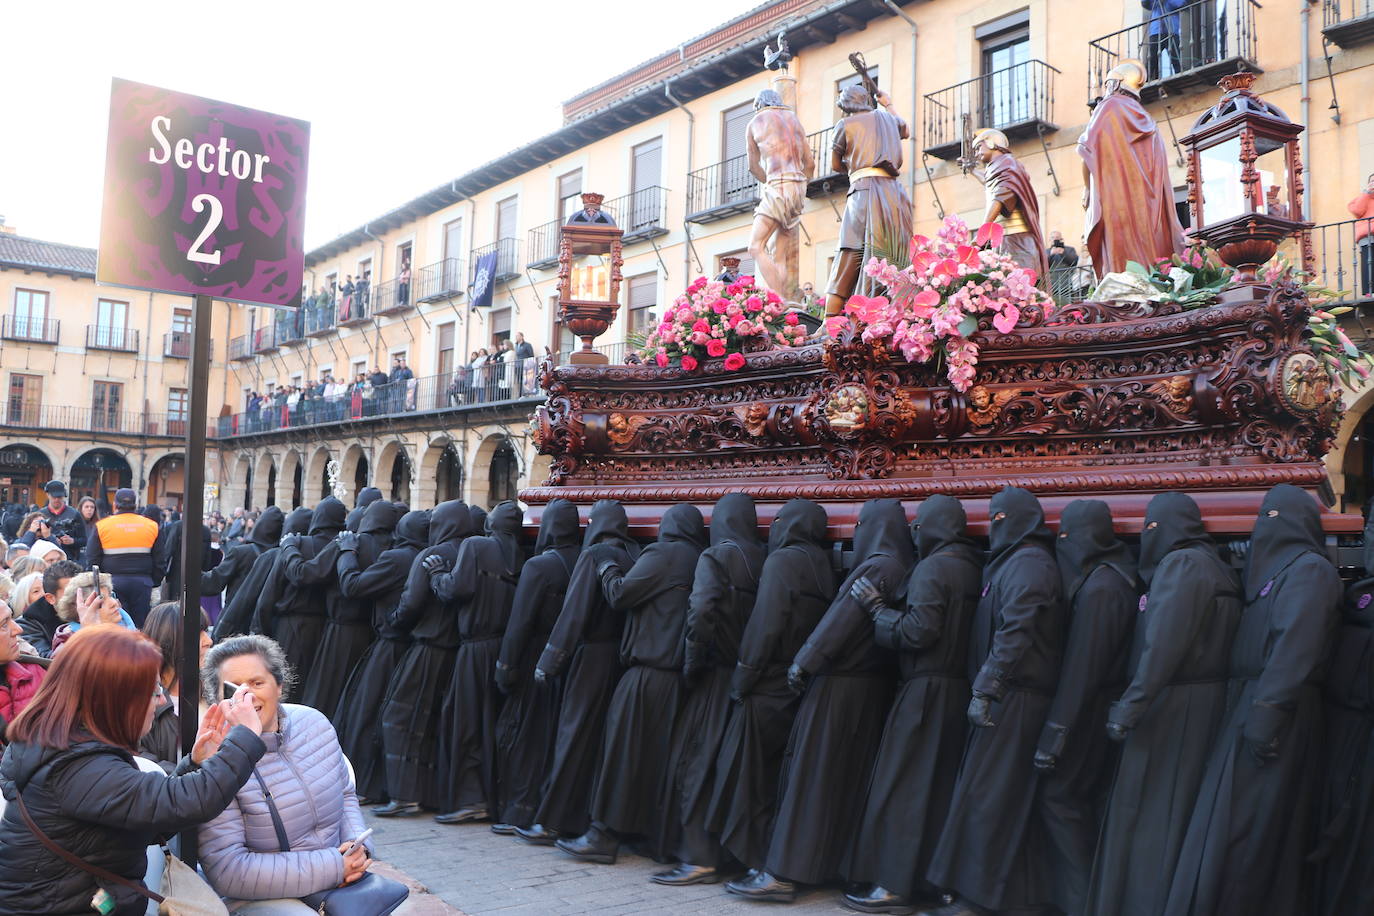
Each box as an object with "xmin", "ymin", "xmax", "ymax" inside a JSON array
[{"xmin": 29, "ymin": 482, "xmax": 84, "ymax": 564}]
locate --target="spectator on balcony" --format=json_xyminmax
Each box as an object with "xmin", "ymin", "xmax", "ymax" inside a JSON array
[
  {"xmin": 1144, "ymin": 0, "xmax": 1186, "ymax": 79},
  {"xmin": 357, "ymin": 271, "xmax": 371, "ymax": 314},
  {"xmin": 389, "ymin": 357, "xmax": 413, "ymax": 413},
  {"xmin": 1048, "ymin": 231, "xmax": 1081, "ymax": 303},
  {"xmin": 470, "ymin": 349, "xmax": 490, "ymax": 401},
  {"xmin": 1350, "ymin": 173, "xmax": 1374, "ymax": 298},
  {"xmin": 369, "ymin": 365, "xmax": 389, "ymax": 389},
  {"xmin": 339, "ymin": 275, "xmax": 355, "ymax": 322},
  {"xmin": 515, "ymin": 332, "xmax": 535, "ymax": 362},
  {"xmin": 399, "ymin": 259, "xmax": 412, "ymax": 306}
]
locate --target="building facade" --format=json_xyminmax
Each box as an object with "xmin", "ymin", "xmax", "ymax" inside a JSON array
[{"xmin": 10, "ymin": 0, "xmax": 1374, "ymax": 513}]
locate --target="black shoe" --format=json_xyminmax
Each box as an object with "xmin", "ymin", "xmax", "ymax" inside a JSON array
[
  {"xmin": 913, "ymin": 902, "xmax": 980, "ymax": 916},
  {"xmin": 650, "ymin": 863, "xmax": 722, "ymax": 886},
  {"xmin": 555, "ymin": 825, "xmax": 618, "ymax": 865},
  {"xmin": 845, "ymin": 885, "xmax": 916, "ymax": 914},
  {"xmin": 490, "ymin": 823, "xmax": 517, "ymax": 835},
  {"xmin": 724, "ymin": 870, "xmax": 796, "ymax": 903},
  {"xmin": 514, "ymin": 823, "xmax": 557, "ymax": 845},
  {"xmin": 371, "ymin": 800, "xmax": 420, "ymax": 818},
  {"xmin": 434, "ymin": 805, "xmax": 489, "ymax": 824}
]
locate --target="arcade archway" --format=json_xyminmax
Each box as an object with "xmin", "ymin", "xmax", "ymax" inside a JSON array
[
  {"xmin": 0, "ymin": 444, "xmax": 54, "ymax": 508},
  {"xmin": 70, "ymin": 448, "xmax": 132, "ymax": 511}
]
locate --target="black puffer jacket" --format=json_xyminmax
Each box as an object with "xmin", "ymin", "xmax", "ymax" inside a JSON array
[{"xmin": 0, "ymin": 726, "xmax": 264, "ymax": 916}]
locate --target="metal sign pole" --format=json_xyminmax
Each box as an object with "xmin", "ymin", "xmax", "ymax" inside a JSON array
[{"xmin": 176, "ymin": 292, "xmax": 213, "ymax": 864}]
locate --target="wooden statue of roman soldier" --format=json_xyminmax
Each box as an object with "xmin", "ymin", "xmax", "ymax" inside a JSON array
[
  {"xmin": 972, "ymin": 128, "xmax": 1048, "ymax": 287},
  {"xmin": 1078, "ymin": 59, "xmax": 1185, "ymax": 278}
]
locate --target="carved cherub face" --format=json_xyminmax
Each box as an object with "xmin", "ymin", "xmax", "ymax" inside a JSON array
[{"xmin": 969, "ymin": 386, "xmax": 992, "ymax": 411}]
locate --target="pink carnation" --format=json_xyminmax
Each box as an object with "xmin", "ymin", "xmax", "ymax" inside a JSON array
[
  {"xmin": 706, "ymin": 339, "xmax": 727, "ymax": 357},
  {"xmin": 745, "ymin": 296, "xmax": 763, "ymax": 312},
  {"xmin": 655, "ymin": 352, "xmax": 669, "ymax": 367},
  {"xmin": 724, "ymin": 352, "xmax": 746, "ymax": 371},
  {"xmin": 692, "ymin": 319, "xmax": 711, "ymax": 334},
  {"xmin": 712, "ymin": 299, "xmax": 730, "ymax": 314},
  {"xmin": 785, "ymin": 313, "xmax": 799, "ymax": 326}
]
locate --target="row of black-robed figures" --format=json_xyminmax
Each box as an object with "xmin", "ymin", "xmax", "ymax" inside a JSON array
[{"xmin": 202, "ymin": 482, "xmax": 1370, "ymax": 916}]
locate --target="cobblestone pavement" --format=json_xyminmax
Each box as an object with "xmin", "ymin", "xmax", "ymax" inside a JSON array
[{"xmin": 365, "ymin": 810, "xmax": 853, "ymax": 915}]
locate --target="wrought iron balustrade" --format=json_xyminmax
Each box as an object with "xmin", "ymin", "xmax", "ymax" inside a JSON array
[
  {"xmin": 923, "ymin": 60, "xmax": 1060, "ymax": 161},
  {"xmin": 686, "ymin": 155, "xmax": 759, "ymax": 223},
  {"xmin": 87, "ymin": 325, "xmax": 140, "ymax": 352},
  {"xmin": 2, "ymin": 316, "xmax": 60, "ymax": 344}
]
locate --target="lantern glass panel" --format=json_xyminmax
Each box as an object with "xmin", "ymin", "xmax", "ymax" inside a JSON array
[
  {"xmin": 571, "ymin": 254, "xmax": 610, "ymax": 302},
  {"xmin": 1200, "ymin": 137, "xmax": 1244, "ymax": 223},
  {"xmin": 1255, "ymin": 144, "xmax": 1291, "ymax": 219}
]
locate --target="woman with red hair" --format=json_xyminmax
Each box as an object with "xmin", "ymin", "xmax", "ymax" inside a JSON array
[{"xmin": 0, "ymin": 625, "xmax": 264, "ymax": 916}]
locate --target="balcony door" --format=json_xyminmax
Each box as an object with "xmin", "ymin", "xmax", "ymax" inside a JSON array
[
  {"xmin": 721, "ymin": 102, "xmax": 755, "ymax": 206},
  {"xmin": 92, "ymin": 381, "xmax": 123, "ymax": 431},
  {"xmin": 437, "ymin": 322, "xmax": 455, "ymax": 409},
  {"xmin": 496, "ymin": 197, "xmax": 519, "ymax": 277},
  {"xmin": 630, "ymin": 138, "xmax": 662, "ymax": 231},
  {"xmin": 95, "ymin": 298, "xmax": 128, "ymax": 348},
  {"xmin": 7, "ymin": 374, "xmax": 41, "ymax": 425},
  {"xmin": 13, "ymin": 289, "xmax": 49, "ymax": 339},
  {"xmin": 979, "ymin": 14, "xmax": 1031, "ymax": 129},
  {"xmin": 168, "ymin": 388, "xmax": 188, "ymax": 437},
  {"xmin": 442, "ymin": 218, "xmax": 464, "ymax": 293}
]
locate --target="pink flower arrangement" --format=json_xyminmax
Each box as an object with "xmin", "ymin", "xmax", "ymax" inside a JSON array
[
  {"xmin": 843, "ymin": 215, "xmax": 1055, "ymax": 392},
  {"xmin": 641, "ymin": 275, "xmax": 808, "ymax": 371}
]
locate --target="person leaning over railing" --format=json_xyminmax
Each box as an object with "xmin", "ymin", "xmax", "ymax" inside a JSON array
[{"xmin": 1350, "ymin": 173, "xmax": 1374, "ymax": 298}]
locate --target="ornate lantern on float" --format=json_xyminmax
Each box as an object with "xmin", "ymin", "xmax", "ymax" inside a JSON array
[
  {"xmin": 556, "ymin": 192, "xmax": 624, "ymax": 365},
  {"xmin": 1180, "ymin": 70, "xmax": 1312, "ymax": 283}
]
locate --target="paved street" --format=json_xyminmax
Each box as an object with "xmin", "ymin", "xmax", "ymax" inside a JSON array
[{"xmin": 366, "ymin": 810, "xmax": 853, "ymax": 915}]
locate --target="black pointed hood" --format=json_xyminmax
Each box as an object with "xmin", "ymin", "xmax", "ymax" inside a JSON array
[
  {"xmin": 283, "ymin": 507, "xmax": 313, "ymax": 538},
  {"xmin": 248, "ymin": 506, "xmax": 284, "ymax": 548},
  {"xmin": 584, "ymin": 499, "xmax": 639, "ymax": 559},
  {"xmin": 852, "ymin": 498, "xmax": 914, "ymax": 568},
  {"xmin": 487, "ymin": 500, "xmax": 525, "ymax": 574},
  {"xmin": 986, "ymin": 487, "xmax": 1053, "ymax": 579},
  {"xmin": 469, "ymin": 504, "xmax": 489, "ymax": 535},
  {"xmin": 535, "ymin": 499, "xmax": 580, "ymax": 554},
  {"xmin": 1244, "ymin": 484, "xmax": 1325, "ymax": 601},
  {"xmin": 359, "ymin": 500, "xmax": 404, "ymax": 537},
  {"xmin": 1139, "ymin": 491, "xmax": 1212, "ymax": 586},
  {"xmin": 346, "ymin": 486, "xmax": 384, "ymax": 532},
  {"xmin": 913, "ymin": 494, "xmax": 979, "ymax": 562},
  {"xmin": 430, "ymin": 500, "xmax": 475, "ymax": 546},
  {"xmin": 660, "ymin": 503, "xmax": 707, "ymax": 548},
  {"xmin": 770, "ymin": 499, "xmax": 829, "ymax": 551},
  {"xmin": 1056, "ymin": 499, "xmax": 1139, "ymax": 601},
  {"xmin": 710, "ymin": 493, "xmax": 765, "ymax": 576},
  {"xmin": 308, "ymin": 496, "xmax": 347, "ymax": 538},
  {"xmin": 394, "ymin": 510, "xmax": 430, "ymax": 550}
]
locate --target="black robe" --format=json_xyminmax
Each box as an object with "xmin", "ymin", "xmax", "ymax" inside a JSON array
[
  {"xmin": 1311, "ymin": 524, "xmax": 1374, "ymax": 915},
  {"xmin": 766, "ymin": 498, "xmax": 912, "ymax": 884},
  {"xmin": 231, "ymin": 507, "xmax": 310, "ymax": 639},
  {"xmin": 707, "ymin": 499, "xmax": 834, "ymax": 870},
  {"xmin": 277, "ymin": 497, "xmax": 347, "ymax": 694},
  {"xmin": 1037, "ymin": 499, "xmax": 1140, "ymax": 915},
  {"xmin": 493, "ymin": 499, "xmax": 581, "ymax": 828},
  {"xmin": 301, "ymin": 500, "xmax": 402, "ymax": 718},
  {"xmin": 333, "ymin": 509, "xmax": 428, "ymax": 801},
  {"xmin": 927, "ymin": 486, "xmax": 1066, "ymax": 912},
  {"xmin": 849, "ymin": 494, "xmax": 983, "ymax": 901},
  {"xmin": 200, "ymin": 505, "xmax": 282, "ymax": 606},
  {"xmin": 1086, "ymin": 492, "xmax": 1243, "ymax": 916},
  {"xmin": 432, "ymin": 500, "xmax": 525, "ymax": 813},
  {"xmin": 378, "ymin": 500, "xmax": 474, "ymax": 807},
  {"xmin": 534, "ymin": 499, "xmax": 639, "ymax": 836},
  {"xmin": 661, "ymin": 493, "xmax": 765, "ymax": 867},
  {"xmin": 345, "ymin": 486, "xmax": 383, "ymax": 533},
  {"xmin": 1166, "ymin": 485, "xmax": 1340, "ymax": 916},
  {"xmin": 590, "ymin": 503, "xmax": 706, "ymax": 854}
]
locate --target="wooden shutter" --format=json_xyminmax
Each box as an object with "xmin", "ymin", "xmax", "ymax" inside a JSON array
[
  {"xmin": 558, "ymin": 170, "xmax": 583, "ymax": 220},
  {"xmin": 628, "ymin": 274, "xmax": 658, "ymax": 333},
  {"xmin": 496, "ymin": 197, "xmax": 518, "ymax": 241},
  {"xmin": 444, "ymin": 218, "xmax": 463, "ymax": 261},
  {"xmin": 491, "ymin": 307, "xmax": 512, "ymax": 337},
  {"xmin": 632, "ymin": 138, "xmax": 662, "ymax": 194},
  {"xmin": 722, "ymin": 103, "xmax": 755, "ymax": 203}
]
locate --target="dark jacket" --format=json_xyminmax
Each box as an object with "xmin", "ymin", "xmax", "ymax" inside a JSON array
[
  {"xmin": 0, "ymin": 726, "xmax": 264, "ymax": 916},
  {"xmin": 37, "ymin": 504, "xmax": 85, "ymax": 562},
  {"xmin": 17, "ymin": 597, "xmax": 61, "ymax": 658},
  {"xmin": 201, "ymin": 506, "xmax": 284, "ymax": 602},
  {"xmin": 87, "ymin": 509, "xmax": 164, "ymax": 580}
]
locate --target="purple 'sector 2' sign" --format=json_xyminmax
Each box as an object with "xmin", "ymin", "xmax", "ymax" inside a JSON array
[{"xmin": 97, "ymin": 78, "xmax": 309, "ymax": 309}]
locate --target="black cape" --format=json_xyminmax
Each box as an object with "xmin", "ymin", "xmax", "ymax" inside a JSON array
[
  {"xmin": 1086, "ymin": 491, "xmax": 1243, "ymax": 916},
  {"xmin": 927, "ymin": 486, "xmax": 1066, "ymax": 911},
  {"xmin": 200, "ymin": 505, "xmax": 282, "ymax": 605},
  {"xmin": 534, "ymin": 499, "xmax": 639, "ymax": 836},
  {"xmin": 707, "ymin": 498, "xmax": 834, "ymax": 870},
  {"xmin": 850, "ymin": 494, "xmax": 984, "ymax": 900},
  {"xmin": 493, "ymin": 499, "xmax": 581, "ymax": 827},
  {"xmin": 277, "ymin": 496, "xmax": 347, "ymax": 693},
  {"xmin": 346, "ymin": 486, "xmax": 383, "ymax": 533},
  {"xmin": 1166, "ymin": 484, "xmax": 1340, "ymax": 915},
  {"xmin": 233, "ymin": 507, "xmax": 311, "ymax": 639},
  {"xmin": 589, "ymin": 503, "xmax": 706, "ymax": 855},
  {"xmin": 333, "ymin": 508, "xmax": 429, "ymax": 800},
  {"xmin": 766, "ymin": 498, "xmax": 912, "ymax": 884}
]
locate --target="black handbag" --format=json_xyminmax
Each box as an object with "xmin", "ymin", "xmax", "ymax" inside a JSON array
[{"xmin": 252, "ymin": 770, "xmax": 408, "ymax": 916}]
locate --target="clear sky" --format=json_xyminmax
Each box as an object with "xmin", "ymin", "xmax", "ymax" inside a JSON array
[{"xmin": 1, "ymin": 0, "xmax": 756, "ymax": 251}]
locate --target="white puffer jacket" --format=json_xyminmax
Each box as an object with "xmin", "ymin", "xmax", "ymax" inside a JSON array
[{"xmin": 198, "ymin": 704, "xmax": 367, "ymax": 901}]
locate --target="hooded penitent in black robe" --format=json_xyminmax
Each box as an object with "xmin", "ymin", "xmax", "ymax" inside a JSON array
[
  {"xmin": 707, "ymin": 499, "xmax": 835, "ymax": 870},
  {"xmin": 236, "ymin": 507, "xmax": 312, "ymax": 639},
  {"xmin": 927, "ymin": 486, "xmax": 1066, "ymax": 912},
  {"xmin": 346, "ymin": 486, "xmax": 383, "ymax": 533},
  {"xmin": 378, "ymin": 500, "xmax": 475, "ymax": 807},
  {"xmin": 1034, "ymin": 499, "xmax": 1141, "ymax": 916},
  {"xmin": 1166, "ymin": 485, "xmax": 1340, "ymax": 916},
  {"xmin": 494, "ymin": 499, "xmax": 581, "ymax": 828},
  {"xmin": 764, "ymin": 498, "xmax": 912, "ymax": 884},
  {"xmin": 200, "ymin": 505, "xmax": 283, "ymax": 606},
  {"xmin": 301, "ymin": 500, "xmax": 403, "ymax": 718},
  {"xmin": 660, "ymin": 494, "xmax": 766, "ymax": 867},
  {"xmin": 588, "ymin": 503, "xmax": 706, "ymax": 854},
  {"xmin": 431, "ymin": 500, "xmax": 525, "ymax": 814},
  {"xmin": 1311, "ymin": 512, "xmax": 1374, "ymax": 915},
  {"xmin": 848, "ymin": 495, "xmax": 984, "ymax": 903},
  {"xmin": 534, "ymin": 500, "xmax": 639, "ymax": 837},
  {"xmin": 333, "ymin": 508, "xmax": 429, "ymax": 801},
  {"xmin": 276, "ymin": 496, "xmax": 347, "ymax": 693},
  {"xmin": 1085, "ymin": 492, "xmax": 1243, "ymax": 916}
]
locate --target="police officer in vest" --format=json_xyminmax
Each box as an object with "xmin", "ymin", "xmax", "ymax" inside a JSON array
[{"xmin": 87, "ymin": 488, "xmax": 164, "ymax": 627}]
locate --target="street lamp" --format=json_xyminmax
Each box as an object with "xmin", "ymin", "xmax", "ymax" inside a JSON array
[{"xmin": 557, "ymin": 193, "xmax": 624, "ymax": 366}]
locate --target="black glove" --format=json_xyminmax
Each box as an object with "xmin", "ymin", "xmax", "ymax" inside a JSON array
[
  {"xmin": 849, "ymin": 576, "xmax": 884, "ymax": 616},
  {"xmin": 336, "ymin": 531, "xmax": 359, "ymax": 553},
  {"xmin": 786, "ymin": 663, "xmax": 810, "ymax": 695},
  {"xmin": 533, "ymin": 667, "xmax": 548, "ymax": 684},
  {"xmin": 494, "ymin": 661, "xmax": 519, "ymax": 695},
  {"xmin": 967, "ymin": 694, "xmax": 996, "ymax": 729},
  {"xmin": 422, "ymin": 554, "xmax": 449, "ymax": 576},
  {"xmin": 1105, "ymin": 721, "xmax": 1130, "ymax": 743},
  {"xmin": 1247, "ymin": 736, "xmax": 1281, "ymax": 766},
  {"xmin": 279, "ymin": 533, "xmax": 301, "ymax": 549},
  {"xmin": 729, "ymin": 688, "xmax": 745, "ymax": 705},
  {"xmin": 1033, "ymin": 749, "xmax": 1057, "ymax": 771},
  {"xmin": 596, "ymin": 560, "xmax": 619, "ymax": 579}
]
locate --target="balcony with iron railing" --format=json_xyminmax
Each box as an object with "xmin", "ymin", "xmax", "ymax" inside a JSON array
[
  {"xmin": 252, "ymin": 325, "xmax": 276, "ymax": 354},
  {"xmin": 527, "ymin": 187, "xmax": 672, "ymax": 269},
  {"xmin": 228, "ymin": 335, "xmax": 251, "ymax": 361},
  {"xmin": 0, "ymin": 404, "xmax": 196, "ymax": 437},
  {"xmin": 2, "ymin": 316, "xmax": 60, "ymax": 344},
  {"xmin": 470, "ymin": 238, "xmax": 522, "ymax": 287},
  {"xmin": 805, "ymin": 127, "xmax": 847, "ymax": 196},
  {"xmin": 923, "ymin": 60, "xmax": 1060, "ymax": 161},
  {"xmin": 1323, "ymin": 0, "xmax": 1374, "ymax": 47},
  {"xmin": 163, "ymin": 331, "xmax": 215, "ymax": 359},
  {"xmin": 371, "ymin": 276, "xmax": 415, "ymax": 317},
  {"xmin": 1089, "ymin": 0, "xmax": 1260, "ymax": 105},
  {"xmin": 305, "ymin": 301, "xmax": 337, "ymax": 337},
  {"xmin": 337, "ymin": 283, "xmax": 372, "ymax": 327},
  {"xmin": 687, "ymin": 154, "xmax": 759, "ymax": 223},
  {"xmin": 415, "ymin": 258, "xmax": 467, "ymax": 303},
  {"xmin": 1306, "ymin": 217, "xmax": 1374, "ymax": 306},
  {"xmin": 274, "ymin": 311, "xmax": 305, "ymax": 347},
  {"xmin": 86, "ymin": 325, "xmax": 140, "ymax": 353}
]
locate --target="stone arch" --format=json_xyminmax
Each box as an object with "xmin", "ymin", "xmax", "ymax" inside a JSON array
[
  {"xmin": 147, "ymin": 452, "xmax": 186, "ymax": 510},
  {"xmin": 279, "ymin": 449, "xmax": 305, "ymax": 509},
  {"xmin": 339, "ymin": 444, "xmax": 369, "ymax": 506},
  {"xmin": 0, "ymin": 443, "xmax": 57, "ymax": 508},
  {"xmin": 1327, "ymin": 376, "xmax": 1374, "ymax": 512},
  {"xmin": 252, "ymin": 452, "xmax": 277, "ymax": 511},
  {"xmin": 68, "ymin": 447, "xmax": 134, "ymax": 511},
  {"xmin": 418, "ymin": 436, "xmax": 464, "ymax": 510},
  {"xmin": 306, "ymin": 447, "xmax": 332, "ymax": 502},
  {"xmin": 227, "ymin": 454, "xmax": 252, "ymax": 513},
  {"xmin": 469, "ymin": 432, "xmax": 522, "ymax": 509},
  {"xmin": 375, "ymin": 440, "xmax": 414, "ymax": 505}
]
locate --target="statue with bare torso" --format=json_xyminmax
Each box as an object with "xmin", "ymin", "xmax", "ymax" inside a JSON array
[{"xmin": 746, "ymin": 89, "xmax": 814, "ymax": 299}]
